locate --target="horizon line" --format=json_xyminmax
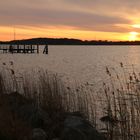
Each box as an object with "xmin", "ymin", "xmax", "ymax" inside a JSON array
[{"xmin": 1, "ymin": 37, "xmax": 140, "ymax": 42}]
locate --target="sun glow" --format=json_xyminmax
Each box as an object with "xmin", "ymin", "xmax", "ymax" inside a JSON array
[
  {"xmin": 0, "ymin": 25, "xmax": 129, "ymax": 41},
  {"xmin": 0, "ymin": 25, "xmax": 140, "ymax": 41},
  {"xmin": 129, "ymin": 32, "xmax": 138, "ymax": 41},
  {"xmin": 132, "ymin": 24, "xmax": 140, "ymax": 29}
]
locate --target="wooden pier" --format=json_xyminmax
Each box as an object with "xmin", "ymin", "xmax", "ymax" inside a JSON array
[{"xmin": 0, "ymin": 44, "xmax": 39, "ymax": 54}]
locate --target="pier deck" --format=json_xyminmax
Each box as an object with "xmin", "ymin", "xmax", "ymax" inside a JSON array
[{"xmin": 0, "ymin": 44, "xmax": 39, "ymax": 54}]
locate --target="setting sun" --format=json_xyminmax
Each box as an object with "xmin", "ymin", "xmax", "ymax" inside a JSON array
[
  {"xmin": 132, "ymin": 24, "xmax": 140, "ymax": 29},
  {"xmin": 129, "ymin": 31, "xmax": 138, "ymax": 41}
]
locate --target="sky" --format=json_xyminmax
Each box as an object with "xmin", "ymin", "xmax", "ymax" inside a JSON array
[{"xmin": 1, "ymin": 0, "xmax": 140, "ymax": 41}]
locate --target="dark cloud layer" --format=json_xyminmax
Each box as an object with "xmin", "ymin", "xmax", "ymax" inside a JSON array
[{"xmin": 0, "ymin": 0, "xmax": 139, "ymax": 33}]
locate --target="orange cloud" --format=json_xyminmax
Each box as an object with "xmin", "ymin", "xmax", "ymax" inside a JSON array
[{"xmin": 0, "ymin": 25, "xmax": 135, "ymax": 41}]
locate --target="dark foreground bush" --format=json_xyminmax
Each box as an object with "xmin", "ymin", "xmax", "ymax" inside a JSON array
[
  {"xmin": 0, "ymin": 66, "xmax": 104, "ymax": 140},
  {"xmin": 1, "ymin": 62, "xmax": 139, "ymax": 140}
]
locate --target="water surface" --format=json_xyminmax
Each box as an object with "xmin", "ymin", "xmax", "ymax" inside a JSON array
[{"xmin": 0, "ymin": 45, "xmax": 140, "ymax": 89}]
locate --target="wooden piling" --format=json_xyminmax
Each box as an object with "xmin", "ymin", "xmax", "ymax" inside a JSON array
[
  {"xmin": 37, "ymin": 45, "xmax": 39, "ymax": 53},
  {"xmin": 43, "ymin": 45, "xmax": 48, "ymax": 54},
  {"xmin": 31, "ymin": 45, "xmax": 32, "ymax": 53},
  {"xmin": 17, "ymin": 45, "xmax": 19, "ymax": 53},
  {"xmin": 23, "ymin": 45, "xmax": 26, "ymax": 53}
]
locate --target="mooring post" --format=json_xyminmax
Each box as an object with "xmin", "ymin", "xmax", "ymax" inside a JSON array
[
  {"xmin": 17, "ymin": 44, "xmax": 19, "ymax": 53},
  {"xmin": 43, "ymin": 44, "xmax": 48, "ymax": 54},
  {"xmin": 30, "ymin": 45, "xmax": 32, "ymax": 53},
  {"xmin": 23, "ymin": 44, "xmax": 26, "ymax": 53},
  {"xmin": 37, "ymin": 44, "xmax": 39, "ymax": 53},
  {"xmin": 33, "ymin": 45, "xmax": 35, "ymax": 53}
]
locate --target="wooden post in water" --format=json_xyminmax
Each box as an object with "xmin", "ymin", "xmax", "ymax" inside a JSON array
[
  {"xmin": 23, "ymin": 44, "xmax": 26, "ymax": 53},
  {"xmin": 43, "ymin": 44, "xmax": 48, "ymax": 54},
  {"xmin": 31, "ymin": 45, "xmax": 33, "ymax": 53},
  {"xmin": 37, "ymin": 45, "xmax": 39, "ymax": 53},
  {"xmin": 33, "ymin": 45, "xmax": 35, "ymax": 53},
  {"xmin": 17, "ymin": 44, "xmax": 19, "ymax": 53}
]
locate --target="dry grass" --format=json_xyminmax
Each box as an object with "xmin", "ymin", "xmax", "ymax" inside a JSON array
[
  {"xmin": 0, "ymin": 62, "xmax": 96, "ymax": 139},
  {"xmin": 1, "ymin": 61, "xmax": 140, "ymax": 140},
  {"xmin": 100, "ymin": 63, "xmax": 140, "ymax": 140}
]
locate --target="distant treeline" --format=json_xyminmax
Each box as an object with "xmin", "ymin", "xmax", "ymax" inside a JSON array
[{"xmin": 1, "ymin": 38, "xmax": 140, "ymax": 45}]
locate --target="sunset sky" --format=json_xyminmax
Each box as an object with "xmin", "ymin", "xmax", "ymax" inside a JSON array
[{"xmin": 1, "ymin": 0, "xmax": 140, "ymax": 41}]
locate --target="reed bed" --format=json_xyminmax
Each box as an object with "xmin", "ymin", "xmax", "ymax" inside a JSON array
[
  {"xmin": 0, "ymin": 61, "xmax": 140, "ymax": 140},
  {"xmin": 100, "ymin": 63, "xmax": 140, "ymax": 140},
  {"xmin": 0, "ymin": 62, "xmax": 97, "ymax": 139}
]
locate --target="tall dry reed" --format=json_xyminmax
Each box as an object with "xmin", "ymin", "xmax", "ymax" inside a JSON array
[
  {"xmin": 0, "ymin": 62, "xmax": 97, "ymax": 139},
  {"xmin": 100, "ymin": 63, "xmax": 140, "ymax": 140}
]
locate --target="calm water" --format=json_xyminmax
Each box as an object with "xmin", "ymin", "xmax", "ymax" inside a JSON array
[{"xmin": 1, "ymin": 45, "xmax": 140, "ymax": 90}]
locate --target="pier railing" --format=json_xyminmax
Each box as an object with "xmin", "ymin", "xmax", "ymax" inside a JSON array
[{"xmin": 0, "ymin": 44, "xmax": 39, "ymax": 53}]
